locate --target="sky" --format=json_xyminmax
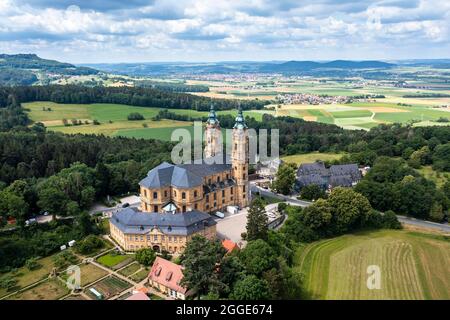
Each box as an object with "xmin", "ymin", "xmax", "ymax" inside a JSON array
[{"xmin": 0, "ymin": 0, "xmax": 449, "ymax": 63}]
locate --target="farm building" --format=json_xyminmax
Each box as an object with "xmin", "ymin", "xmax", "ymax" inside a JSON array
[{"xmin": 296, "ymin": 161, "xmax": 362, "ymax": 190}]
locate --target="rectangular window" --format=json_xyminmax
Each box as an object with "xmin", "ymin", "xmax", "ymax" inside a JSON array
[
  {"xmin": 243, "ymin": 186, "xmax": 246, "ymax": 192},
  {"xmin": 154, "ymin": 234, "xmax": 158, "ymax": 241},
  {"xmin": 169, "ymin": 236, "xmax": 172, "ymax": 242},
  {"xmin": 222, "ymin": 190, "xmax": 225, "ymax": 197},
  {"xmin": 194, "ymin": 203, "xmax": 198, "ymax": 210},
  {"xmin": 182, "ymin": 205, "xmax": 186, "ymax": 212},
  {"xmin": 164, "ymin": 190, "xmax": 168, "ymax": 197},
  {"xmin": 161, "ymin": 235, "xmax": 165, "ymax": 241},
  {"xmin": 217, "ymin": 176, "xmax": 220, "ymax": 182},
  {"xmin": 213, "ymin": 193, "xmax": 217, "ymax": 200},
  {"xmin": 206, "ymin": 195, "xmax": 209, "ymax": 202},
  {"xmin": 174, "ymin": 236, "xmax": 177, "ymax": 243},
  {"xmin": 194, "ymin": 190, "xmax": 198, "ymax": 197},
  {"xmin": 140, "ymin": 235, "xmax": 144, "ymax": 242},
  {"xmin": 147, "ymin": 235, "xmax": 150, "ymax": 241},
  {"xmin": 153, "ymin": 192, "xmax": 157, "ymax": 199},
  {"xmin": 182, "ymin": 192, "xmax": 186, "ymax": 199},
  {"xmin": 231, "ymin": 187, "xmax": 233, "ymax": 194}
]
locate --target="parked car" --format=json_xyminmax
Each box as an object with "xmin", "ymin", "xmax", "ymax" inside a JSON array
[
  {"xmin": 122, "ymin": 203, "xmax": 130, "ymax": 208},
  {"xmin": 215, "ymin": 212, "xmax": 225, "ymax": 219}
]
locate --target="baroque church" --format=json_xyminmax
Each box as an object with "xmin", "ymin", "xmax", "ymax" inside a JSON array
[{"xmin": 110, "ymin": 106, "xmax": 250, "ymax": 254}]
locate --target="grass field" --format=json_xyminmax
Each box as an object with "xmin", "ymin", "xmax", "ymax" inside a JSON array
[
  {"xmin": 79, "ymin": 264, "xmax": 108, "ymax": 286},
  {"xmin": 129, "ymin": 268, "xmax": 149, "ymax": 282},
  {"xmin": 0, "ymin": 255, "xmax": 57, "ymax": 298},
  {"xmin": 294, "ymin": 230, "xmax": 450, "ymax": 300},
  {"xmin": 8, "ymin": 279, "xmax": 69, "ymax": 300},
  {"xmin": 96, "ymin": 252, "xmax": 133, "ymax": 269},
  {"xmin": 23, "ymin": 80, "xmax": 450, "ymax": 139},
  {"xmin": 118, "ymin": 262, "xmax": 141, "ymax": 277},
  {"xmin": 281, "ymin": 152, "xmax": 345, "ymax": 165}
]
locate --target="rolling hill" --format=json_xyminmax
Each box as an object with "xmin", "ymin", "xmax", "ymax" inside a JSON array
[{"xmin": 0, "ymin": 54, "xmax": 99, "ymax": 86}]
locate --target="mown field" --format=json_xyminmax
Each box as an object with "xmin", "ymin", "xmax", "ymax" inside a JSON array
[
  {"xmin": 281, "ymin": 152, "xmax": 345, "ymax": 165},
  {"xmin": 24, "ymin": 78, "xmax": 450, "ymax": 138},
  {"xmin": 24, "ymin": 101, "xmax": 268, "ymax": 139},
  {"xmin": 294, "ymin": 230, "xmax": 450, "ymax": 300}
]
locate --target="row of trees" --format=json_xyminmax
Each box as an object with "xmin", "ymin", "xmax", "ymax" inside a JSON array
[{"xmin": 0, "ymin": 85, "xmax": 269, "ymax": 112}]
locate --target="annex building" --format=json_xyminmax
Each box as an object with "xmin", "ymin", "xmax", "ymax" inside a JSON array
[{"xmin": 110, "ymin": 106, "xmax": 250, "ymax": 254}]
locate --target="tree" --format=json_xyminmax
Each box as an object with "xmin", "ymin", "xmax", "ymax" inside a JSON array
[
  {"xmin": 127, "ymin": 112, "xmax": 145, "ymax": 121},
  {"xmin": 429, "ymin": 203, "xmax": 444, "ymax": 222},
  {"xmin": 76, "ymin": 235, "xmax": 104, "ymax": 255},
  {"xmin": 230, "ymin": 275, "xmax": 270, "ymax": 300},
  {"xmin": 300, "ymin": 199, "xmax": 333, "ymax": 235},
  {"xmin": 246, "ymin": 197, "xmax": 268, "ymax": 241},
  {"xmin": 0, "ymin": 274, "xmax": 18, "ymax": 291},
  {"xmin": 0, "ymin": 191, "xmax": 29, "ymax": 227},
  {"xmin": 25, "ymin": 257, "xmax": 41, "ymax": 271},
  {"xmin": 271, "ymin": 163, "xmax": 296, "ymax": 195},
  {"xmin": 180, "ymin": 236, "xmax": 227, "ymax": 297},
  {"xmin": 135, "ymin": 248, "xmax": 156, "ymax": 266},
  {"xmin": 299, "ymin": 184, "xmax": 326, "ymax": 201},
  {"xmin": 37, "ymin": 186, "xmax": 68, "ymax": 218},
  {"xmin": 382, "ymin": 210, "xmax": 402, "ymax": 229},
  {"xmin": 327, "ymin": 187, "xmax": 372, "ymax": 234},
  {"xmin": 239, "ymin": 239, "xmax": 277, "ymax": 276}
]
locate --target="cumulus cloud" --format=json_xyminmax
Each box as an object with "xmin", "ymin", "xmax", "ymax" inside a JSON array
[{"xmin": 0, "ymin": 0, "xmax": 448, "ymax": 62}]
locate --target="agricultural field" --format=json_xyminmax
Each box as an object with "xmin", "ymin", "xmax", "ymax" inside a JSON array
[
  {"xmin": 23, "ymin": 75, "xmax": 450, "ymax": 138},
  {"xmin": 281, "ymin": 152, "xmax": 345, "ymax": 165},
  {"xmin": 294, "ymin": 230, "xmax": 450, "ymax": 300},
  {"xmin": 24, "ymin": 101, "xmax": 268, "ymax": 140}
]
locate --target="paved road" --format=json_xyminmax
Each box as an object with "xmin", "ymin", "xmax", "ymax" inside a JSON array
[
  {"xmin": 251, "ymin": 183, "xmax": 450, "ymax": 234},
  {"xmin": 250, "ymin": 184, "xmax": 311, "ymax": 207},
  {"xmin": 397, "ymin": 215, "xmax": 450, "ymax": 233}
]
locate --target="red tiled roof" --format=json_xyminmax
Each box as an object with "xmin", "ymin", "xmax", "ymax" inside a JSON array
[
  {"xmin": 149, "ymin": 257, "xmax": 187, "ymax": 294},
  {"xmin": 125, "ymin": 292, "xmax": 150, "ymax": 300},
  {"xmin": 222, "ymin": 239, "xmax": 238, "ymax": 253}
]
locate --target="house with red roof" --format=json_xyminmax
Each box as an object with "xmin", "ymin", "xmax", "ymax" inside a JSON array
[
  {"xmin": 148, "ymin": 257, "xmax": 188, "ymax": 300},
  {"xmin": 222, "ymin": 239, "xmax": 239, "ymax": 253}
]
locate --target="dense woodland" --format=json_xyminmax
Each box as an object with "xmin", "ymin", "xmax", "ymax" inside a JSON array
[
  {"xmin": 135, "ymin": 80, "xmax": 210, "ymax": 92},
  {"xmin": 0, "ymin": 85, "xmax": 268, "ymax": 112}
]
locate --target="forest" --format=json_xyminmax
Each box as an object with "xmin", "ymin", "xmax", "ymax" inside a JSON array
[{"xmin": 0, "ymin": 85, "xmax": 269, "ymax": 111}]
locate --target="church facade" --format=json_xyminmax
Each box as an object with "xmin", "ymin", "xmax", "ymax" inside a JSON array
[{"xmin": 109, "ymin": 106, "xmax": 250, "ymax": 254}]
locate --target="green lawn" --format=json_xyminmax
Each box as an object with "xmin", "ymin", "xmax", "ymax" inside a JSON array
[
  {"xmin": 96, "ymin": 253, "xmax": 133, "ymax": 269},
  {"xmin": 281, "ymin": 152, "xmax": 345, "ymax": 165},
  {"xmin": 294, "ymin": 230, "xmax": 450, "ymax": 300}
]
